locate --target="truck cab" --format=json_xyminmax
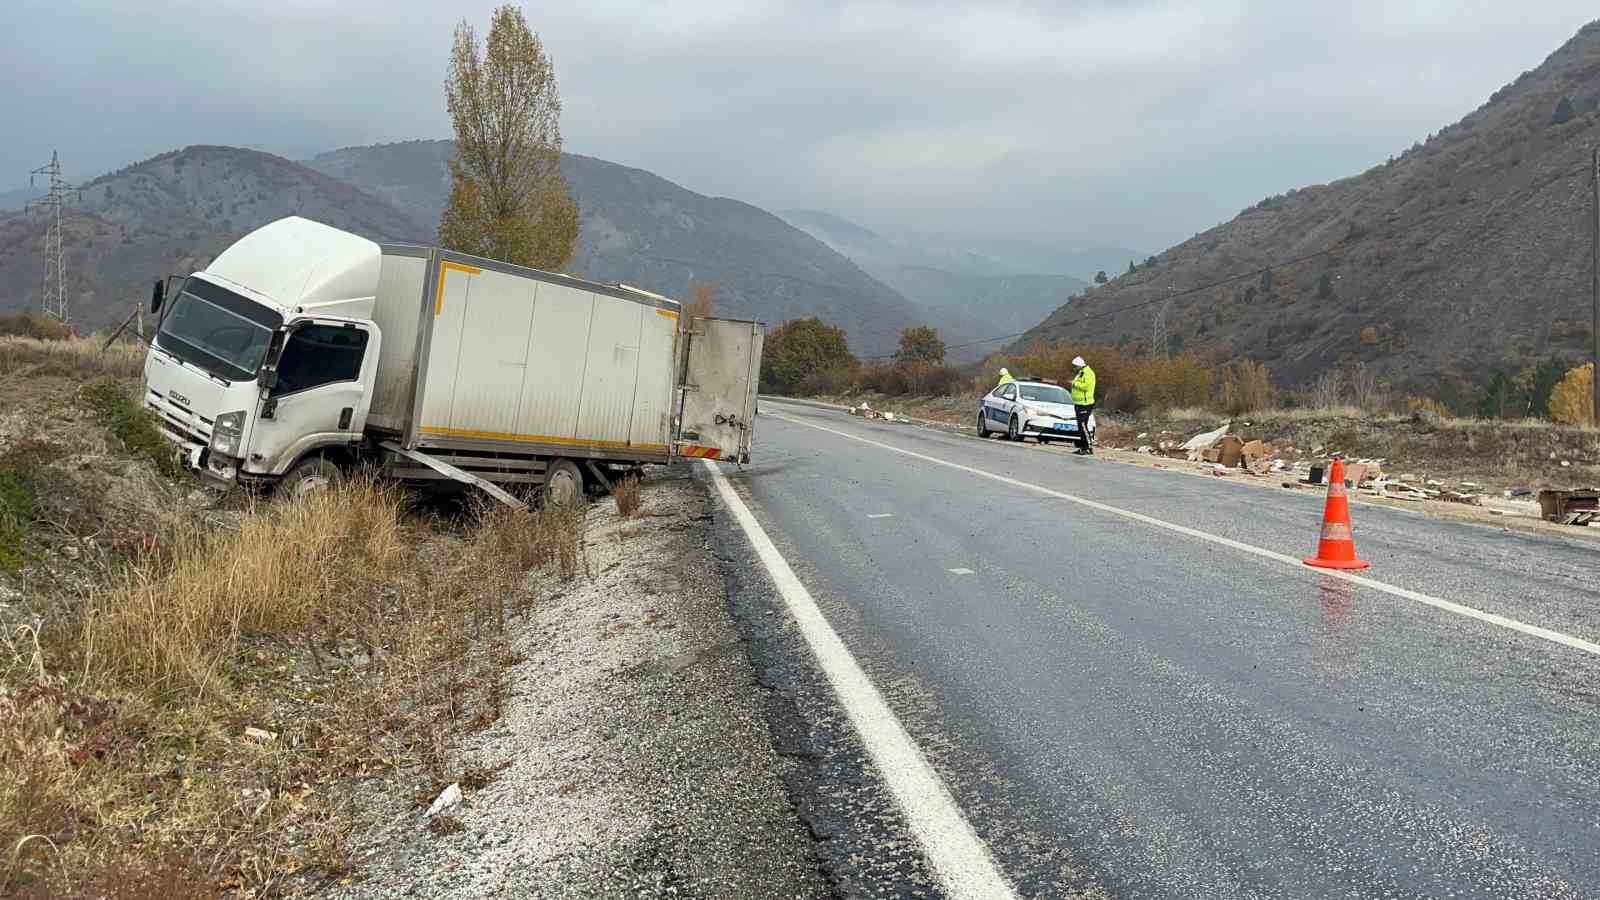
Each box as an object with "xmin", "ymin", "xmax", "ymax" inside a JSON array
[{"xmin": 144, "ymin": 218, "xmax": 383, "ymax": 485}]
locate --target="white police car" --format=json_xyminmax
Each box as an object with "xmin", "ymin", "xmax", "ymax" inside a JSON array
[{"xmin": 977, "ymin": 377, "xmax": 1095, "ymax": 444}]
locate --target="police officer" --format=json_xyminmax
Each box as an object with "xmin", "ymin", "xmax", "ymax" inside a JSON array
[
  {"xmin": 997, "ymin": 367, "xmax": 1015, "ymax": 387},
  {"xmin": 1070, "ymin": 356, "xmax": 1096, "ymax": 455}
]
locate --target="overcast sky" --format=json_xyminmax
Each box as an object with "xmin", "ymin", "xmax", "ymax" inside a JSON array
[{"xmin": 2, "ymin": 1, "xmax": 1595, "ymax": 251}]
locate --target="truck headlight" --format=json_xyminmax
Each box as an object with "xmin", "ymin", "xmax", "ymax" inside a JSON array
[{"xmin": 211, "ymin": 410, "xmax": 246, "ymax": 457}]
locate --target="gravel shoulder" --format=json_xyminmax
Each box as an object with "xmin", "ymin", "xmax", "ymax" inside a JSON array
[{"xmin": 331, "ymin": 471, "xmax": 831, "ymax": 899}]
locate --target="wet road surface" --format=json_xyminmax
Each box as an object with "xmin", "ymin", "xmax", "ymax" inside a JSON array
[{"xmin": 714, "ymin": 399, "xmax": 1600, "ymax": 899}]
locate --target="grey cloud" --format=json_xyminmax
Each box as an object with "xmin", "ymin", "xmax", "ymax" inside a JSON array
[{"xmin": 2, "ymin": 0, "xmax": 1594, "ymax": 251}]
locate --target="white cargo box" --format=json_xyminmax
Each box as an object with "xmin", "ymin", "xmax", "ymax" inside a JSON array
[{"xmin": 367, "ymin": 247, "xmax": 682, "ymax": 464}]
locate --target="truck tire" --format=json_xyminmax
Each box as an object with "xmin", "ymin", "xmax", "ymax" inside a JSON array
[
  {"xmin": 543, "ymin": 459, "xmax": 584, "ymax": 507},
  {"xmin": 278, "ymin": 456, "xmax": 341, "ymax": 500}
]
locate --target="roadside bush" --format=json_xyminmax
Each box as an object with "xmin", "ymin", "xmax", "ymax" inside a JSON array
[
  {"xmin": 1220, "ymin": 359, "xmax": 1275, "ymax": 415},
  {"xmin": 613, "ymin": 477, "xmax": 642, "ymax": 517},
  {"xmin": 1128, "ymin": 354, "xmax": 1214, "ymax": 411},
  {"xmin": 1549, "ymin": 363, "xmax": 1595, "ymax": 426},
  {"xmin": 861, "ymin": 361, "xmax": 965, "ymax": 397},
  {"xmin": 0, "ymin": 314, "xmax": 73, "ymax": 341},
  {"xmin": 795, "ymin": 364, "xmax": 860, "ymax": 396},
  {"xmin": 760, "ymin": 318, "xmax": 855, "ymax": 394},
  {"xmin": 978, "ymin": 343, "xmax": 1133, "ymax": 409}
]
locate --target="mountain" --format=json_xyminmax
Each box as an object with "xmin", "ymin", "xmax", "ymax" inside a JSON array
[
  {"xmin": 879, "ymin": 225, "xmax": 1144, "ymax": 284},
  {"xmin": 778, "ymin": 208, "xmax": 1091, "ymax": 344},
  {"xmin": 306, "ymin": 141, "xmax": 930, "ymax": 356},
  {"xmin": 1013, "ymin": 20, "xmax": 1600, "ymax": 396},
  {"xmin": 0, "ymin": 146, "xmax": 427, "ymax": 330},
  {"xmin": 0, "ymin": 187, "xmax": 44, "ymax": 211}
]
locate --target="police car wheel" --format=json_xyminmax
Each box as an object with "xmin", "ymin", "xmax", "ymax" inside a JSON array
[
  {"xmin": 976, "ymin": 411, "xmax": 992, "ymax": 438},
  {"xmin": 1008, "ymin": 415, "xmax": 1021, "ymax": 442}
]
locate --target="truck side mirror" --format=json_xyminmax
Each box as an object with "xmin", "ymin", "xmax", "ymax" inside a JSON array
[{"xmin": 150, "ymin": 280, "xmax": 165, "ymax": 314}]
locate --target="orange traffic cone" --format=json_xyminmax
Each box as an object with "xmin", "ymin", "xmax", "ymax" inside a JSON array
[{"xmin": 1303, "ymin": 457, "xmax": 1370, "ymax": 570}]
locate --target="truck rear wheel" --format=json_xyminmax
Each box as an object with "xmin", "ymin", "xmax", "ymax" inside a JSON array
[
  {"xmin": 279, "ymin": 456, "xmax": 341, "ymax": 500},
  {"xmin": 543, "ymin": 459, "xmax": 584, "ymax": 507}
]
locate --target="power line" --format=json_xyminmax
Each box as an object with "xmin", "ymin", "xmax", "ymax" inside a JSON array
[{"xmin": 26, "ymin": 151, "xmax": 77, "ymax": 325}]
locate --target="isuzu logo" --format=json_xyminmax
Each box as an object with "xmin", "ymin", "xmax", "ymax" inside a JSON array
[{"xmin": 169, "ymin": 391, "xmax": 191, "ymax": 407}]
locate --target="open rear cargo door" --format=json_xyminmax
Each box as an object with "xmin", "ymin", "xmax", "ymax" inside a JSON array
[{"xmin": 676, "ymin": 317, "xmax": 763, "ymax": 463}]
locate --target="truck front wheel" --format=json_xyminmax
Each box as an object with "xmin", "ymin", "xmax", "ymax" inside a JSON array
[{"xmin": 279, "ymin": 456, "xmax": 342, "ymax": 500}]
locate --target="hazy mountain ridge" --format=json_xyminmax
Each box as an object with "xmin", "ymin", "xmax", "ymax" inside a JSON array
[
  {"xmin": 1013, "ymin": 20, "xmax": 1600, "ymax": 396},
  {"xmin": 0, "ymin": 146, "xmax": 427, "ymax": 329},
  {"xmin": 779, "ymin": 208, "xmax": 1094, "ymax": 342},
  {"xmin": 306, "ymin": 141, "xmax": 933, "ymax": 356}
]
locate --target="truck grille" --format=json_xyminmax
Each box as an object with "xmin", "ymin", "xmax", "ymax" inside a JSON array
[{"xmin": 146, "ymin": 388, "xmax": 212, "ymax": 447}]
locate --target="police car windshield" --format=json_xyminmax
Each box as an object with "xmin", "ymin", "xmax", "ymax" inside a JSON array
[{"xmin": 1019, "ymin": 384, "xmax": 1070, "ymax": 404}]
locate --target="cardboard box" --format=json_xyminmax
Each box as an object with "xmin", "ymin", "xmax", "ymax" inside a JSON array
[{"xmin": 1218, "ymin": 435, "xmax": 1245, "ymax": 468}]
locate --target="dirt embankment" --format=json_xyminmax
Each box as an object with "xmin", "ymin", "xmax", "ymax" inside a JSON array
[{"xmin": 1, "ymin": 337, "xmax": 826, "ymax": 898}]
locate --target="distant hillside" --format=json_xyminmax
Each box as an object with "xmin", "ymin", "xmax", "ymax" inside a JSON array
[
  {"xmin": 1014, "ymin": 20, "xmax": 1600, "ymax": 399},
  {"xmin": 780, "ymin": 208, "xmax": 1090, "ymax": 341},
  {"xmin": 0, "ymin": 146, "xmax": 427, "ymax": 330},
  {"xmin": 307, "ymin": 141, "xmax": 934, "ymax": 356},
  {"xmin": 0, "ymin": 187, "xmax": 44, "ymax": 211},
  {"xmin": 878, "ymin": 224, "xmax": 1144, "ymax": 284}
]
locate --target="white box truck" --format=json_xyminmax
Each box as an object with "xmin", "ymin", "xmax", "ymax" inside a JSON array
[{"xmin": 142, "ymin": 216, "xmax": 761, "ymax": 505}]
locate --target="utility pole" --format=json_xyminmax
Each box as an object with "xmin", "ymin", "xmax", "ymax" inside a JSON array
[
  {"xmin": 26, "ymin": 151, "xmax": 75, "ymax": 325},
  {"xmin": 1591, "ymin": 148, "xmax": 1599, "ymax": 425},
  {"xmin": 1152, "ymin": 298, "xmax": 1171, "ymax": 360}
]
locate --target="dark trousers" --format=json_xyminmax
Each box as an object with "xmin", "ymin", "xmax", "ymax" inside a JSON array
[{"xmin": 1074, "ymin": 403, "xmax": 1095, "ymax": 452}]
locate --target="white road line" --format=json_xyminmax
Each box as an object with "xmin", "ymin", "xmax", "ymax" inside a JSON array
[
  {"xmin": 868, "ymin": 513, "xmax": 895, "ymax": 519},
  {"xmin": 701, "ymin": 460, "xmax": 1019, "ymax": 899},
  {"xmin": 949, "ymin": 568, "xmax": 976, "ymax": 575},
  {"xmin": 766, "ymin": 410, "xmax": 1600, "ymax": 659}
]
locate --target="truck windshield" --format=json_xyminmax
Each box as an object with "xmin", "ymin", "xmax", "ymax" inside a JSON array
[
  {"xmin": 1019, "ymin": 384, "xmax": 1070, "ymax": 404},
  {"xmin": 155, "ymin": 278, "xmax": 280, "ymax": 381}
]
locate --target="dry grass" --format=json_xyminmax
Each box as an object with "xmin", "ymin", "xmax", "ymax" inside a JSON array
[
  {"xmin": 80, "ymin": 477, "xmax": 405, "ymax": 699},
  {"xmin": 613, "ymin": 477, "xmax": 643, "ymax": 518},
  {"xmin": 1, "ymin": 469, "xmax": 590, "ymax": 894},
  {"xmin": 0, "ymin": 336, "xmax": 144, "ymax": 382}
]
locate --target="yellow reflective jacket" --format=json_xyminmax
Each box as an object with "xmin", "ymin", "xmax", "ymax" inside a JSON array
[
  {"xmin": 997, "ymin": 372, "xmax": 1015, "ymax": 386},
  {"xmin": 1071, "ymin": 366, "xmax": 1096, "ymax": 405}
]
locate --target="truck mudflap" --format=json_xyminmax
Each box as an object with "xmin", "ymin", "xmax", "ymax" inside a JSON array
[{"xmin": 379, "ymin": 441, "xmax": 526, "ymax": 510}]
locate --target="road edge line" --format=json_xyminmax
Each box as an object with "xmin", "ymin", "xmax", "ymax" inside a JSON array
[
  {"xmin": 700, "ymin": 459, "xmax": 1020, "ymax": 899},
  {"xmin": 766, "ymin": 411, "xmax": 1600, "ymax": 659}
]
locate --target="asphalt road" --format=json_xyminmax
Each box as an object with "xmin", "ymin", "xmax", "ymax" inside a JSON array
[{"xmin": 716, "ymin": 398, "xmax": 1600, "ymax": 900}]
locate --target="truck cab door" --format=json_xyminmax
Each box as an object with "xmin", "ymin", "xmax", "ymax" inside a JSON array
[
  {"xmin": 675, "ymin": 317, "xmax": 763, "ymax": 463},
  {"xmin": 246, "ymin": 319, "xmax": 380, "ymax": 475}
]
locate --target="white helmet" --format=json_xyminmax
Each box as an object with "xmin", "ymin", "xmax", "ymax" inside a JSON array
[
  {"xmin": 999, "ymin": 367, "xmax": 1010, "ymax": 375},
  {"xmin": 1072, "ymin": 356, "xmax": 1086, "ymax": 367}
]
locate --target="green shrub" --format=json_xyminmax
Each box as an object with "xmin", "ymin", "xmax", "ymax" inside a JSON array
[
  {"xmin": 0, "ymin": 448, "xmax": 44, "ymax": 573},
  {"xmin": 80, "ymin": 379, "xmax": 185, "ymax": 477},
  {"xmin": 761, "ymin": 318, "xmax": 856, "ymax": 394}
]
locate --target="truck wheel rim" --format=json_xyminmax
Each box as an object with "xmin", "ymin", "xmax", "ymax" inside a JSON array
[{"xmin": 549, "ymin": 470, "xmax": 580, "ymax": 505}]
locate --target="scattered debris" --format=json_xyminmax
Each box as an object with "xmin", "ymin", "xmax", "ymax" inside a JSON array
[
  {"xmin": 1538, "ymin": 489, "xmax": 1598, "ymax": 526},
  {"xmin": 242, "ymin": 726, "xmax": 278, "ymax": 744},
  {"xmin": 1180, "ymin": 423, "xmax": 1230, "ymax": 452},
  {"xmin": 423, "ymin": 783, "xmax": 463, "ymax": 820}
]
